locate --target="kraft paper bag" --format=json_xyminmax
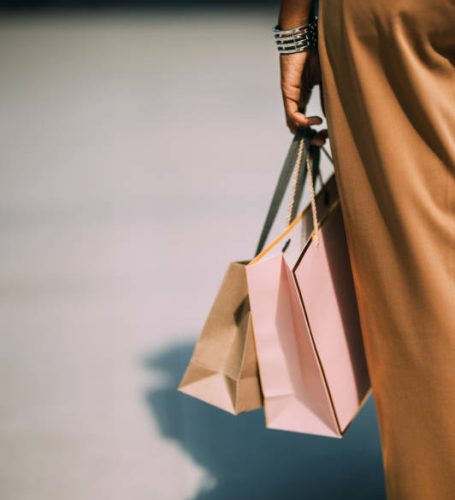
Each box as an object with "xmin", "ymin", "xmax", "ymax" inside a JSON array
[
  {"xmin": 246, "ymin": 148, "xmax": 371, "ymax": 437},
  {"xmin": 178, "ymin": 129, "xmax": 317, "ymax": 415},
  {"xmin": 178, "ymin": 261, "xmax": 262, "ymax": 414}
]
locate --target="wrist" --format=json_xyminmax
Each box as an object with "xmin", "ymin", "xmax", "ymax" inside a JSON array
[{"xmin": 273, "ymin": 19, "xmax": 318, "ymax": 54}]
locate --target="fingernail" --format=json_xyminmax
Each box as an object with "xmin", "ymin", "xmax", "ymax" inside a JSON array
[{"xmin": 308, "ymin": 116, "xmax": 323, "ymax": 125}]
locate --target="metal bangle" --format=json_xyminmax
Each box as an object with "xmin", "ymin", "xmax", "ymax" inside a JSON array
[{"xmin": 273, "ymin": 19, "xmax": 318, "ymax": 54}]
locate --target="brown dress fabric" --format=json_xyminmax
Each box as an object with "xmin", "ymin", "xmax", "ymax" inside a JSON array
[{"xmin": 318, "ymin": 1, "xmax": 455, "ymax": 498}]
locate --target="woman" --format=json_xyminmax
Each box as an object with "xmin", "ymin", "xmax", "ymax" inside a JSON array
[{"xmin": 276, "ymin": 0, "xmax": 455, "ymax": 498}]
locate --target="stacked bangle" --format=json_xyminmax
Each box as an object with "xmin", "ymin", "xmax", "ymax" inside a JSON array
[{"xmin": 273, "ymin": 18, "xmax": 318, "ymax": 54}]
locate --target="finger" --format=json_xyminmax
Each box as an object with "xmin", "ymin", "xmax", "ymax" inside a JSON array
[
  {"xmin": 282, "ymin": 88, "xmax": 322, "ymax": 130},
  {"xmin": 283, "ymin": 92, "xmax": 322, "ymax": 128},
  {"xmin": 310, "ymin": 129, "xmax": 329, "ymax": 146},
  {"xmin": 310, "ymin": 135, "xmax": 326, "ymax": 147},
  {"xmin": 314, "ymin": 128, "xmax": 329, "ymax": 140},
  {"xmin": 288, "ymin": 111, "xmax": 323, "ymax": 129},
  {"xmin": 319, "ymin": 128, "xmax": 329, "ymax": 138}
]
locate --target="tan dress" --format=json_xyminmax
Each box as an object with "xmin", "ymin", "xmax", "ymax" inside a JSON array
[{"xmin": 318, "ymin": 1, "xmax": 455, "ymax": 498}]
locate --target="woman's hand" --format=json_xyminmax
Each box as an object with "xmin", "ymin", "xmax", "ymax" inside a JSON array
[{"xmin": 280, "ymin": 48, "xmax": 327, "ymax": 146}]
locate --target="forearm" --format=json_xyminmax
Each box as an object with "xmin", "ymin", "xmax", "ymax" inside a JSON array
[{"xmin": 278, "ymin": 0, "xmax": 315, "ymax": 29}]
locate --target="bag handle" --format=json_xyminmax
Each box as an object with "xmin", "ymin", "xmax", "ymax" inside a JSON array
[
  {"xmin": 306, "ymin": 141, "xmax": 321, "ymax": 244},
  {"xmin": 287, "ymin": 135, "xmax": 334, "ymax": 245},
  {"xmin": 254, "ymin": 128, "xmax": 322, "ymax": 256},
  {"xmin": 285, "ymin": 136, "xmax": 323, "ymax": 226}
]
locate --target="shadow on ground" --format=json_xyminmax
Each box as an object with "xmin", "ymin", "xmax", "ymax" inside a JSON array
[{"xmin": 144, "ymin": 341, "xmax": 386, "ymax": 500}]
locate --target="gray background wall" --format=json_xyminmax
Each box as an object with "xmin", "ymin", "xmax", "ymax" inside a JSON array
[{"xmin": 0, "ymin": 5, "xmax": 385, "ymax": 500}]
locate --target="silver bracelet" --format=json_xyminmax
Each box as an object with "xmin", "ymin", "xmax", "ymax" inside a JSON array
[{"xmin": 273, "ymin": 18, "xmax": 318, "ymax": 54}]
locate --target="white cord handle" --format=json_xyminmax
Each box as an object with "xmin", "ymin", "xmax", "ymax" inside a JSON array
[{"xmin": 286, "ymin": 137, "xmax": 321, "ymax": 245}]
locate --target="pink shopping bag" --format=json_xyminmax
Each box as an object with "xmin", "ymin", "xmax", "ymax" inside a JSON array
[{"xmin": 246, "ymin": 138, "xmax": 371, "ymax": 438}]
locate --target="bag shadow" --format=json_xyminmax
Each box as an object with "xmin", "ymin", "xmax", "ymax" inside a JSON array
[{"xmin": 143, "ymin": 341, "xmax": 385, "ymax": 500}]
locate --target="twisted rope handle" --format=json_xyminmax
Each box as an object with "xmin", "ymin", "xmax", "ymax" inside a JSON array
[
  {"xmin": 306, "ymin": 149, "xmax": 320, "ymax": 244},
  {"xmin": 286, "ymin": 136, "xmax": 322, "ymax": 245}
]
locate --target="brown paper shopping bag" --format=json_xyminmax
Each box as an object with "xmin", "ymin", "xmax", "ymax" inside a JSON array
[
  {"xmin": 178, "ymin": 261, "xmax": 261, "ymax": 414},
  {"xmin": 178, "ymin": 130, "xmax": 320, "ymax": 414}
]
